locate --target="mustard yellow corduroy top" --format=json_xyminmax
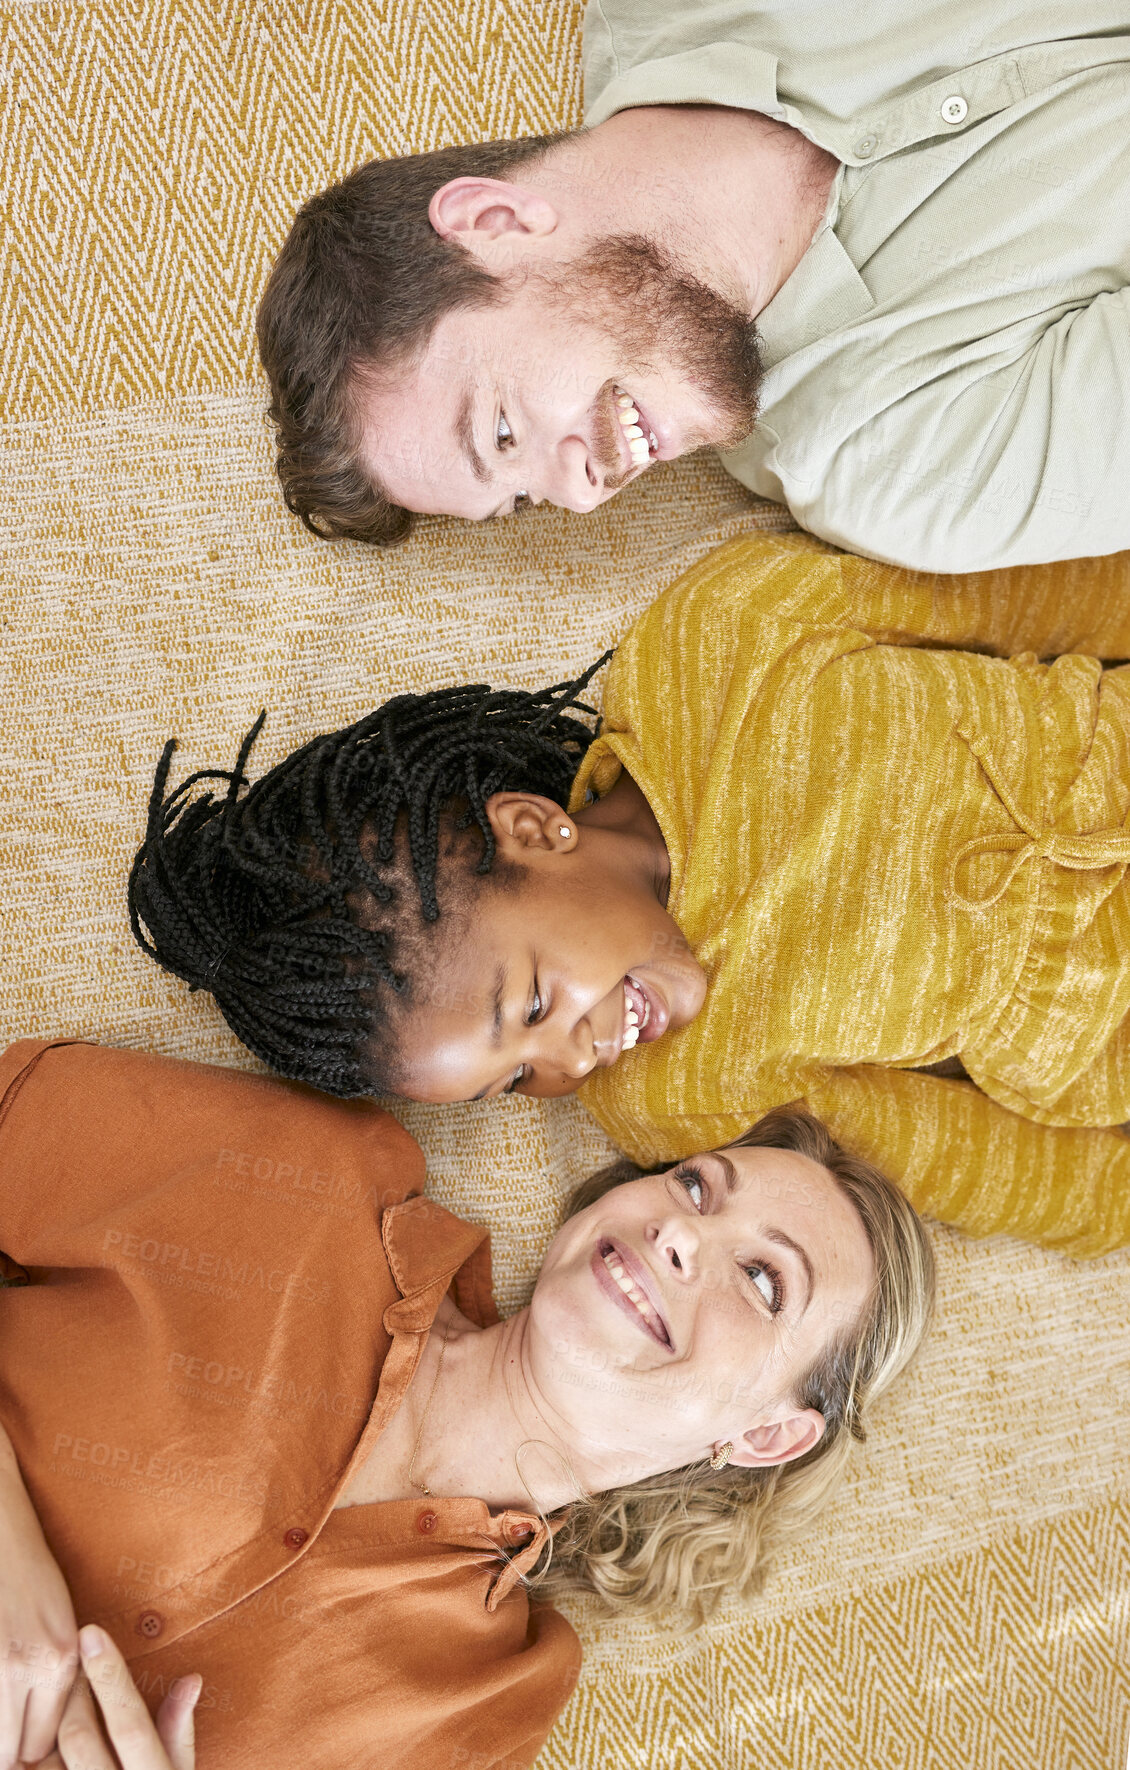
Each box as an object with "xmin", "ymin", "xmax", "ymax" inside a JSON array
[{"xmin": 570, "ymin": 534, "xmax": 1130, "ymax": 1259}]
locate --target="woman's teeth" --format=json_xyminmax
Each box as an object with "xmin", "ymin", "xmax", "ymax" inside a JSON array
[
  {"xmin": 602, "ymin": 1247, "xmax": 665, "ymax": 1339},
  {"xmin": 615, "ymin": 389, "xmax": 658, "ymax": 464}
]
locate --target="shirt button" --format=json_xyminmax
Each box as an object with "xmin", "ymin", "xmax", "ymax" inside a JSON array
[
  {"xmin": 416, "ymin": 1509, "xmax": 438, "ymax": 1535},
  {"xmin": 940, "ymin": 94, "xmax": 968, "ymax": 124},
  {"xmin": 854, "ymin": 134, "xmax": 877, "ymax": 158},
  {"xmin": 507, "ymin": 1521, "xmax": 533, "ymax": 1542},
  {"xmin": 136, "ymin": 1611, "xmax": 164, "ymax": 1640},
  {"xmin": 284, "ymin": 1528, "xmax": 308, "ymax": 1550}
]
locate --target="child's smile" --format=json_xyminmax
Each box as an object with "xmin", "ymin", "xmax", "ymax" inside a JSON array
[{"xmin": 386, "ymin": 779, "xmax": 707, "ymax": 1102}]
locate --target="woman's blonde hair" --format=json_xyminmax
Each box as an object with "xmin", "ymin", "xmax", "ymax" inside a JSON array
[{"xmin": 530, "ymin": 1106, "xmax": 935, "ymax": 1622}]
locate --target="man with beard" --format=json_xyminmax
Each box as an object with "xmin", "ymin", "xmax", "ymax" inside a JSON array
[{"xmin": 259, "ymin": 2, "xmax": 1130, "ymax": 572}]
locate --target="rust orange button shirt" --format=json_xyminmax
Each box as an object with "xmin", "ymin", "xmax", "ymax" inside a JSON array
[{"xmin": 0, "ymin": 1040, "xmax": 581, "ymax": 1769}]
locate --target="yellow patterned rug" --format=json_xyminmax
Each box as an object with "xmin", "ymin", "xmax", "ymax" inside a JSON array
[{"xmin": 1, "ymin": 4, "xmax": 1127, "ymax": 1766}]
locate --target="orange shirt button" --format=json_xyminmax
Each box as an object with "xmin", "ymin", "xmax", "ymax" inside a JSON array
[
  {"xmin": 284, "ymin": 1528, "xmax": 308, "ymax": 1550},
  {"xmin": 416, "ymin": 1509, "xmax": 438, "ymax": 1535},
  {"xmin": 136, "ymin": 1611, "xmax": 164, "ymax": 1640},
  {"xmin": 508, "ymin": 1521, "xmax": 533, "ymax": 1542}
]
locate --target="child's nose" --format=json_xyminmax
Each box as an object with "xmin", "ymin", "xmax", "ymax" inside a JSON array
[{"xmin": 544, "ymin": 1017, "xmax": 598, "ymax": 1082}]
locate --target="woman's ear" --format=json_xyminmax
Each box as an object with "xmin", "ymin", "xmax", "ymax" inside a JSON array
[
  {"xmin": 428, "ymin": 177, "xmax": 559, "ymax": 249},
  {"xmin": 486, "ymin": 791, "xmax": 578, "ymax": 855},
  {"xmin": 727, "ymin": 1408, "xmax": 825, "ymax": 1469}
]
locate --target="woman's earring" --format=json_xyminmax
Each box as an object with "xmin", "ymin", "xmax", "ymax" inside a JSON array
[
  {"xmin": 558, "ymin": 825, "xmax": 571, "ymax": 839},
  {"xmin": 708, "ymin": 1441, "xmax": 733, "ymax": 1471}
]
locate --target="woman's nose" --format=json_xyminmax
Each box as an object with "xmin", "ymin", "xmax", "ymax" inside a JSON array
[{"xmin": 649, "ymin": 1216, "xmax": 699, "ymax": 1282}]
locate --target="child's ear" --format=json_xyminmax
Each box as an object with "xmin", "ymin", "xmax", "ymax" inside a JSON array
[{"xmin": 485, "ymin": 792, "xmax": 578, "ymax": 855}]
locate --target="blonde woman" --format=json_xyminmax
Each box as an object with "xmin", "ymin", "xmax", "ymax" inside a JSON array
[{"xmin": 0, "ymin": 1040, "xmax": 932, "ymax": 1769}]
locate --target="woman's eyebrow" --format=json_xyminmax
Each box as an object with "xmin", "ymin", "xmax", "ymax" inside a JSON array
[
  {"xmin": 711, "ymin": 1152, "xmax": 815, "ymax": 1309},
  {"xmin": 711, "ymin": 1151, "xmax": 739, "ymax": 1193},
  {"xmin": 765, "ymin": 1228, "xmax": 815, "ymax": 1313}
]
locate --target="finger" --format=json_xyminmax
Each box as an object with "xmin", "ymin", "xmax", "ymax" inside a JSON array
[
  {"xmin": 53, "ymin": 1675, "xmax": 116, "ymax": 1770},
  {"xmin": 19, "ymin": 1654, "xmax": 80, "ymax": 1767},
  {"xmin": 78, "ymin": 1628, "xmax": 170, "ymax": 1770},
  {"xmin": 154, "ymin": 1678, "xmax": 199, "ymax": 1770},
  {"xmin": 0, "ymin": 1685, "xmax": 25, "ymax": 1770}
]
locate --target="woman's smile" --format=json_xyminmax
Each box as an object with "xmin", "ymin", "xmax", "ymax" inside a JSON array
[{"xmin": 591, "ymin": 1236, "xmax": 674, "ymax": 1351}]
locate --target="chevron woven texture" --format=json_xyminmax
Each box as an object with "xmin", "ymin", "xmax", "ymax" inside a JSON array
[{"xmin": 1, "ymin": 3, "xmax": 1128, "ymax": 1766}]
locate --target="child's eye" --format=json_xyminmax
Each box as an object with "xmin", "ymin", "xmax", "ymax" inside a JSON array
[
  {"xmin": 674, "ymin": 1163, "xmax": 706, "ymax": 1211},
  {"xmin": 525, "ymin": 986, "xmax": 545, "ymax": 1026},
  {"xmin": 503, "ymin": 1065, "xmax": 531, "ymax": 1095},
  {"xmin": 743, "ymin": 1260, "xmax": 784, "ymax": 1315},
  {"xmin": 496, "ymin": 410, "xmax": 514, "ymax": 449}
]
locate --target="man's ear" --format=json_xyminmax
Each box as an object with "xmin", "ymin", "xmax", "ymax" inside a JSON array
[
  {"xmin": 727, "ymin": 1408, "xmax": 825, "ymax": 1470},
  {"xmin": 485, "ymin": 791, "xmax": 577, "ymax": 855},
  {"xmin": 429, "ymin": 177, "xmax": 559, "ymax": 251}
]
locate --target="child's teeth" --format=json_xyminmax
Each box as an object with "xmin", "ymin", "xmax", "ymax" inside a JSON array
[
  {"xmin": 627, "ymin": 1008, "xmax": 639, "ymax": 1025},
  {"xmin": 623, "ymin": 1025, "xmax": 639, "ymax": 1049}
]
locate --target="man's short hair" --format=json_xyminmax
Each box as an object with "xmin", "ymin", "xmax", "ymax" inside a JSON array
[{"xmin": 257, "ymin": 133, "xmax": 572, "ymax": 546}]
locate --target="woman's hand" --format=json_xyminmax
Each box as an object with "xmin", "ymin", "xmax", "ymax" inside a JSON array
[
  {"xmin": 34, "ymin": 1627, "xmax": 200, "ymax": 1770},
  {"xmin": 0, "ymin": 1435, "xmax": 79, "ymax": 1768}
]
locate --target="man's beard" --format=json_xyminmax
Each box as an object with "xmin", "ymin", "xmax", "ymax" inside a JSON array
[{"xmin": 548, "ymin": 233, "xmax": 763, "ymax": 476}]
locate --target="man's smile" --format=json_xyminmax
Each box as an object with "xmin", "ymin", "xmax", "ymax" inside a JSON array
[{"xmin": 613, "ymin": 385, "xmax": 660, "ymax": 468}]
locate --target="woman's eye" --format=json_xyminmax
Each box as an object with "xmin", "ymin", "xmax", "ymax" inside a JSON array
[
  {"xmin": 512, "ymin": 491, "xmax": 532, "ymax": 514},
  {"xmin": 525, "ymin": 988, "xmax": 544, "ymax": 1026},
  {"xmin": 504, "ymin": 1065, "xmax": 530, "ymax": 1095},
  {"xmin": 744, "ymin": 1261, "xmax": 783, "ymax": 1314},
  {"xmin": 496, "ymin": 410, "xmax": 514, "ymax": 448},
  {"xmin": 675, "ymin": 1164, "xmax": 706, "ymax": 1211}
]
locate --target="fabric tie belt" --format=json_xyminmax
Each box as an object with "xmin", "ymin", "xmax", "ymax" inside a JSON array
[{"xmin": 948, "ymin": 730, "xmax": 1130, "ymax": 910}]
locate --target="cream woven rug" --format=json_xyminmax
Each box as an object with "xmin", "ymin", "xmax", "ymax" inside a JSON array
[{"xmin": 2, "ymin": 4, "xmax": 1128, "ymax": 1766}]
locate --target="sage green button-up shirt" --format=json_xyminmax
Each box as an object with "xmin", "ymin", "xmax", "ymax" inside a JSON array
[{"xmin": 583, "ymin": 3, "xmax": 1130, "ymax": 571}]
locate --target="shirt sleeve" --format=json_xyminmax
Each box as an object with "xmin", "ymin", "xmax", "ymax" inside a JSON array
[
  {"xmin": 585, "ymin": 1058, "xmax": 1130, "ymax": 1260},
  {"xmin": 685, "ymin": 533, "xmax": 1130, "ymax": 664},
  {"xmin": 788, "ymin": 289, "xmax": 1130, "ymax": 575},
  {"xmin": 812, "ymin": 538, "xmax": 1130, "ymax": 660},
  {"xmin": 801, "ymin": 1065, "xmax": 1130, "ymax": 1260}
]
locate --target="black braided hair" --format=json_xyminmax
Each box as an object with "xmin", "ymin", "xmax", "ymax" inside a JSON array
[{"xmin": 128, "ymin": 658, "xmax": 610, "ymax": 1097}]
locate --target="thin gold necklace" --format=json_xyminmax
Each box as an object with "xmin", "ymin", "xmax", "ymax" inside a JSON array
[{"xmin": 407, "ymin": 1324, "xmax": 451, "ymax": 1498}]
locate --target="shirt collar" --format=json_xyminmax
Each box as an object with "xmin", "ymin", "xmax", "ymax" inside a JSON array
[
  {"xmin": 584, "ymin": 41, "xmax": 783, "ymax": 132},
  {"xmin": 380, "ymin": 1194, "xmax": 497, "ymax": 1335}
]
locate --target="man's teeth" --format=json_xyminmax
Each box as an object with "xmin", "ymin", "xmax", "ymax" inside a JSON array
[
  {"xmin": 615, "ymin": 389, "xmax": 656, "ymax": 463},
  {"xmin": 602, "ymin": 1248, "xmax": 663, "ymax": 1336}
]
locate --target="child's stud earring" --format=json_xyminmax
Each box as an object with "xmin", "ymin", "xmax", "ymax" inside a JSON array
[{"xmin": 558, "ymin": 825, "xmax": 572, "ymax": 839}]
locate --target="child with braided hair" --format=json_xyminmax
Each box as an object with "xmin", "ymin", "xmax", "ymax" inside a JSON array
[{"xmin": 130, "ymin": 532, "xmax": 1130, "ymax": 1260}]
